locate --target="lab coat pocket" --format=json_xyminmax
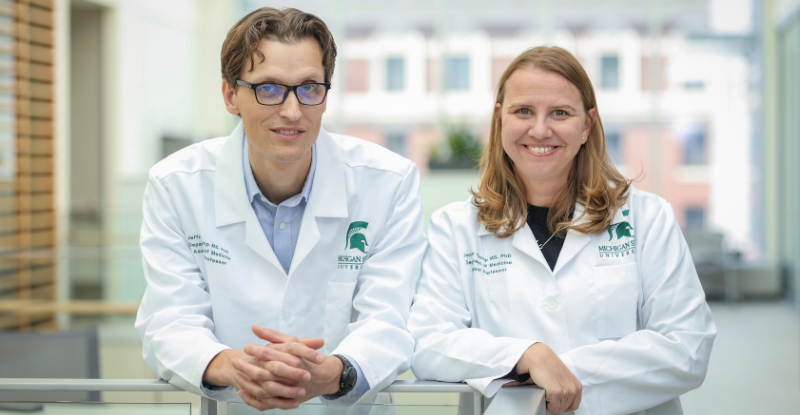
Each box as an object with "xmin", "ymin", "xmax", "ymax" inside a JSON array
[
  {"xmin": 323, "ymin": 280, "xmax": 358, "ymax": 353},
  {"xmin": 594, "ymin": 263, "xmax": 639, "ymax": 339}
]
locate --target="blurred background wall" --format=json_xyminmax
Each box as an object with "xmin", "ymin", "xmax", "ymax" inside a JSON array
[
  {"xmin": 0, "ymin": 0, "xmax": 799, "ymax": 413},
  {"xmin": 46, "ymin": 0, "xmax": 797, "ymax": 305}
]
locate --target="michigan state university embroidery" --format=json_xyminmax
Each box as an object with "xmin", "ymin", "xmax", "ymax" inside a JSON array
[
  {"xmin": 338, "ymin": 221, "xmax": 370, "ymax": 270},
  {"xmin": 598, "ymin": 210, "xmax": 636, "ymax": 258}
]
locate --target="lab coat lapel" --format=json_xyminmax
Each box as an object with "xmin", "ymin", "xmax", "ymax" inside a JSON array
[
  {"xmin": 213, "ymin": 121, "xmax": 284, "ymax": 272},
  {"xmin": 552, "ymin": 203, "xmax": 591, "ymax": 275},
  {"xmin": 505, "ymin": 222, "xmax": 551, "ymax": 272},
  {"xmin": 288, "ymin": 129, "xmax": 348, "ymax": 277},
  {"xmin": 245, "ymin": 206, "xmax": 285, "ymax": 274},
  {"xmin": 214, "ymin": 122, "xmax": 248, "ymax": 227}
]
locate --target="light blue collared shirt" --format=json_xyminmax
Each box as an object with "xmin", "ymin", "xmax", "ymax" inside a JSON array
[
  {"xmin": 242, "ymin": 135, "xmax": 370, "ymax": 404},
  {"xmin": 242, "ymin": 137, "xmax": 315, "ymax": 273}
]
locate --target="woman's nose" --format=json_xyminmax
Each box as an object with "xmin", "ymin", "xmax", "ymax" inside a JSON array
[{"xmin": 528, "ymin": 116, "xmax": 550, "ymax": 139}]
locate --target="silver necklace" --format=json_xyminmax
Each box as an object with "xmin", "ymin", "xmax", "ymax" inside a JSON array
[
  {"xmin": 537, "ymin": 233, "xmax": 557, "ymax": 250},
  {"xmin": 536, "ymin": 224, "xmax": 569, "ymax": 250}
]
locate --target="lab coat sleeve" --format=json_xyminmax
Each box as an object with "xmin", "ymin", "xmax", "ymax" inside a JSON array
[
  {"xmin": 330, "ymin": 163, "xmax": 427, "ymax": 403},
  {"xmin": 408, "ymin": 208, "xmax": 536, "ymax": 391},
  {"xmin": 559, "ymin": 198, "xmax": 717, "ymax": 415},
  {"xmin": 134, "ymin": 172, "xmax": 238, "ymax": 401}
]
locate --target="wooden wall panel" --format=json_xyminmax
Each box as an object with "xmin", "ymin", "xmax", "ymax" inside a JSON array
[
  {"xmin": 0, "ymin": 0, "xmax": 56, "ymax": 330},
  {"xmin": 0, "ymin": 313, "xmax": 16, "ymax": 329}
]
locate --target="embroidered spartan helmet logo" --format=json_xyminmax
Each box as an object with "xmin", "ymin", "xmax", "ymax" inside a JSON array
[
  {"xmin": 345, "ymin": 221, "xmax": 369, "ymax": 253},
  {"xmin": 607, "ymin": 210, "xmax": 633, "ymax": 241}
]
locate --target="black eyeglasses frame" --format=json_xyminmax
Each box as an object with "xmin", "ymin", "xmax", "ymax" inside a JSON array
[{"xmin": 235, "ymin": 80, "xmax": 332, "ymax": 106}]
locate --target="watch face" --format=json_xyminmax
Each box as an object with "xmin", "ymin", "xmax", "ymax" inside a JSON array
[{"xmin": 344, "ymin": 366, "xmax": 357, "ymax": 391}]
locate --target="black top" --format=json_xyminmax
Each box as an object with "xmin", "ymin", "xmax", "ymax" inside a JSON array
[
  {"xmin": 501, "ymin": 204, "xmax": 569, "ymax": 383},
  {"xmin": 526, "ymin": 204, "xmax": 566, "ymax": 271}
]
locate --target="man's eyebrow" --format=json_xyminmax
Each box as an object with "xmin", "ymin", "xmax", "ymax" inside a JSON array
[{"xmin": 250, "ymin": 73, "xmax": 325, "ymax": 84}]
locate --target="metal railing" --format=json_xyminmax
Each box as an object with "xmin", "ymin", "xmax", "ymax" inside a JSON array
[{"xmin": 0, "ymin": 378, "xmax": 545, "ymax": 415}]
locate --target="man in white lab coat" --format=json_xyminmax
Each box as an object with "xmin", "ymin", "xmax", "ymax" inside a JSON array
[{"xmin": 134, "ymin": 7, "xmax": 426, "ymax": 412}]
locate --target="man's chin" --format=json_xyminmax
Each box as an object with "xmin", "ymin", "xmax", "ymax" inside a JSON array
[
  {"xmin": 268, "ymin": 149, "xmax": 313, "ymax": 166},
  {"xmin": 248, "ymin": 142, "xmax": 311, "ymax": 164}
]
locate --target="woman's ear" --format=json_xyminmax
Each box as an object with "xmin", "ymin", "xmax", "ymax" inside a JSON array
[{"xmin": 583, "ymin": 107, "xmax": 597, "ymax": 140}]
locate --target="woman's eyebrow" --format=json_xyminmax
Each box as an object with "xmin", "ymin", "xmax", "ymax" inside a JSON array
[{"xmin": 551, "ymin": 104, "xmax": 578, "ymax": 111}]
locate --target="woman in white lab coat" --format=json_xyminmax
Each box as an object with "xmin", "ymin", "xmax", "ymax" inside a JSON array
[{"xmin": 408, "ymin": 46, "xmax": 716, "ymax": 415}]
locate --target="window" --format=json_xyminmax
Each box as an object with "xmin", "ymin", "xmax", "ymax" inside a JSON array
[
  {"xmin": 605, "ymin": 131, "xmax": 622, "ymax": 164},
  {"xmin": 445, "ymin": 56, "xmax": 470, "ymax": 91},
  {"xmin": 685, "ymin": 207, "xmax": 706, "ymax": 232},
  {"xmin": 683, "ymin": 80, "xmax": 705, "ymax": 90},
  {"xmin": 385, "ymin": 130, "xmax": 407, "ymax": 157},
  {"xmin": 386, "ymin": 57, "xmax": 405, "ymax": 91},
  {"xmin": 600, "ymin": 55, "xmax": 619, "ymax": 90},
  {"xmin": 345, "ymin": 59, "xmax": 369, "ymax": 93},
  {"xmin": 683, "ymin": 128, "xmax": 707, "ymax": 165}
]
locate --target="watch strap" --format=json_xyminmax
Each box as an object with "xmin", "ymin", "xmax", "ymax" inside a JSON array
[{"xmin": 327, "ymin": 354, "xmax": 357, "ymax": 399}]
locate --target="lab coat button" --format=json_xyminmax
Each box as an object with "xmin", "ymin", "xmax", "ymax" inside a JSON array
[
  {"xmin": 260, "ymin": 196, "xmax": 267, "ymax": 203},
  {"xmin": 279, "ymin": 222, "xmax": 286, "ymax": 230},
  {"xmin": 547, "ymin": 298, "xmax": 558, "ymax": 309}
]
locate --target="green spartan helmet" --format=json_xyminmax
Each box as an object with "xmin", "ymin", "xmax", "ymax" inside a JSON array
[
  {"xmin": 607, "ymin": 210, "xmax": 633, "ymax": 241},
  {"xmin": 349, "ymin": 233, "xmax": 369, "ymax": 253},
  {"xmin": 346, "ymin": 221, "xmax": 369, "ymax": 253},
  {"xmin": 608, "ymin": 222, "xmax": 634, "ymax": 241}
]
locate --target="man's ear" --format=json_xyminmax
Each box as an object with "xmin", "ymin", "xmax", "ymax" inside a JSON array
[{"xmin": 222, "ymin": 79, "xmax": 240, "ymax": 116}]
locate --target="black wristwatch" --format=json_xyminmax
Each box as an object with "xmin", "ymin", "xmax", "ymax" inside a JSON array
[{"xmin": 327, "ymin": 354, "xmax": 357, "ymax": 399}]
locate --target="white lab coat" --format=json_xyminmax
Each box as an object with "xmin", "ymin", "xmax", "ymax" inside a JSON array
[
  {"xmin": 408, "ymin": 188, "xmax": 716, "ymax": 415},
  {"xmin": 135, "ymin": 122, "xmax": 426, "ymax": 407}
]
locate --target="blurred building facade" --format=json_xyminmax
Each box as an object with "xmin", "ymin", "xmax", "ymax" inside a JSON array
[
  {"xmin": 0, "ymin": 0, "xmax": 786, "ymax": 325},
  {"xmin": 322, "ymin": 6, "xmax": 753, "ymax": 256}
]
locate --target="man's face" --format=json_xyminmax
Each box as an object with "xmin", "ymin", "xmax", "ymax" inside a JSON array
[{"xmin": 223, "ymin": 38, "xmax": 327, "ymax": 166}]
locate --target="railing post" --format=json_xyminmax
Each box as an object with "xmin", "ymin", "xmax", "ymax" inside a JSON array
[
  {"xmin": 473, "ymin": 391, "xmax": 484, "ymax": 415},
  {"xmin": 200, "ymin": 396, "xmax": 217, "ymax": 415}
]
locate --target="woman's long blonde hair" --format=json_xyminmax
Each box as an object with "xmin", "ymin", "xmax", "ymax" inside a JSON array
[{"xmin": 471, "ymin": 46, "xmax": 630, "ymax": 237}]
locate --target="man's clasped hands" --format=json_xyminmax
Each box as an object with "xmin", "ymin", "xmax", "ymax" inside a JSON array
[{"xmin": 202, "ymin": 324, "xmax": 345, "ymax": 411}]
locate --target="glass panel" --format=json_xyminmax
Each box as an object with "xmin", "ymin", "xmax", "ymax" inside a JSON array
[
  {"xmin": 0, "ymin": 402, "xmax": 189, "ymax": 415},
  {"xmin": 600, "ymin": 55, "xmax": 619, "ymax": 89},
  {"xmin": 685, "ymin": 207, "xmax": 706, "ymax": 232},
  {"xmin": 605, "ymin": 131, "xmax": 622, "ymax": 165},
  {"xmin": 385, "ymin": 131, "xmax": 407, "ymax": 156},
  {"xmin": 444, "ymin": 57, "xmax": 469, "ymax": 91},
  {"xmin": 683, "ymin": 128, "xmax": 706, "ymax": 165},
  {"xmin": 386, "ymin": 57, "xmax": 405, "ymax": 91}
]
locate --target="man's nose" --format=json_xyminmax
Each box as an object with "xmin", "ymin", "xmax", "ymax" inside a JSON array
[{"xmin": 279, "ymin": 91, "xmax": 303, "ymax": 121}]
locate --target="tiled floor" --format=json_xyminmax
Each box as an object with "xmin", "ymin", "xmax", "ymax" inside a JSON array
[{"xmin": 681, "ymin": 301, "xmax": 800, "ymax": 414}]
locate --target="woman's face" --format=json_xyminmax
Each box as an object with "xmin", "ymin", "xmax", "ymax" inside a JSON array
[{"xmin": 498, "ymin": 67, "xmax": 596, "ymax": 191}]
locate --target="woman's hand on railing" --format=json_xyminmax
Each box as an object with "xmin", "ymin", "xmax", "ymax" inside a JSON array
[{"xmin": 511, "ymin": 342, "xmax": 582, "ymax": 414}]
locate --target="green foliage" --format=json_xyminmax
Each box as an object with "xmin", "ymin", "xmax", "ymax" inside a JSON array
[{"xmin": 430, "ymin": 123, "xmax": 484, "ymax": 169}]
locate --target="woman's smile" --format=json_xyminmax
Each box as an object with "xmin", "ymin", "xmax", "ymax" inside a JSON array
[{"xmin": 522, "ymin": 144, "xmax": 560, "ymax": 156}]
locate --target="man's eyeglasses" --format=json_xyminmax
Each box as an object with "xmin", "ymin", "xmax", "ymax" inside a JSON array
[{"xmin": 236, "ymin": 80, "xmax": 331, "ymax": 106}]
